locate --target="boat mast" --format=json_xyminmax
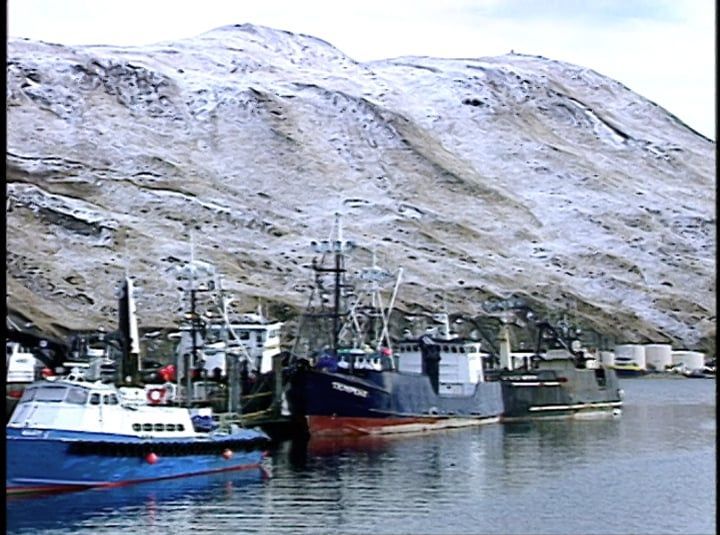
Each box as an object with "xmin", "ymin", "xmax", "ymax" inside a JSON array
[
  {"xmin": 310, "ymin": 213, "xmax": 355, "ymax": 353},
  {"xmin": 180, "ymin": 232, "xmax": 215, "ymax": 407}
]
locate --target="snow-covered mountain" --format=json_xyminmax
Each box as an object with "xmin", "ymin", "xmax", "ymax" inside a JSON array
[{"xmin": 6, "ymin": 24, "xmax": 716, "ymax": 352}]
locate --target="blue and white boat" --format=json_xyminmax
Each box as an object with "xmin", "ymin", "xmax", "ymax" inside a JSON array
[{"xmin": 6, "ymin": 376, "xmax": 270, "ymax": 495}]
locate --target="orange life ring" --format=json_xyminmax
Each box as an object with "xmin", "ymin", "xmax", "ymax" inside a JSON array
[{"xmin": 146, "ymin": 387, "xmax": 167, "ymax": 405}]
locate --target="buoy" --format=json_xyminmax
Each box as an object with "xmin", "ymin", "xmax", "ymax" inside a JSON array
[
  {"xmin": 146, "ymin": 387, "xmax": 167, "ymax": 405},
  {"xmin": 145, "ymin": 452, "xmax": 158, "ymax": 464},
  {"xmin": 222, "ymin": 448, "xmax": 233, "ymax": 460}
]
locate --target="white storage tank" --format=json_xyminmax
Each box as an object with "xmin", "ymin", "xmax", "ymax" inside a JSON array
[
  {"xmin": 614, "ymin": 344, "xmax": 646, "ymax": 369},
  {"xmin": 671, "ymin": 351, "xmax": 705, "ymax": 371},
  {"xmin": 644, "ymin": 344, "xmax": 673, "ymax": 371},
  {"xmin": 600, "ymin": 351, "xmax": 615, "ymax": 366}
]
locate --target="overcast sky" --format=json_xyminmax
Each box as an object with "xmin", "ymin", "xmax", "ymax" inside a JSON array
[{"xmin": 7, "ymin": 0, "xmax": 716, "ymax": 140}]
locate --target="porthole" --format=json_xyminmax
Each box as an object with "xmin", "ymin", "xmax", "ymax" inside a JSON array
[
  {"xmin": 166, "ymin": 424, "xmax": 176, "ymax": 431},
  {"xmin": 154, "ymin": 423, "xmax": 164, "ymax": 431},
  {"xmin": 132, "ymin": 423, "xmax": 141, "ymax": 432},
  {"xmin": 142, "ymin": 423, "xmax": 153, "ymax": 431}
]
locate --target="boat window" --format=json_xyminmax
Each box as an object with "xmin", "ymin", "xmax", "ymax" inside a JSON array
[
  {"xmin": 19, "ymin": 387, "xmax": 37, "ymax": 403},
  {"xmin": 177, "ymin": 424, "xmax": 185, "ymax": 432},
  {"xmin": 132, "ymin": 423, "xmax": 141, "ymax": 431},
  {"xmin": 451, "ymin": 346, "xmax": 457, "ymax": 353},
  {"xmin": 459, "ymin": 347, "xmax": 465, "ymax": 353},
  {"xmin": 66, "ymin": 387, "xmax": 89, "ymax": 405},
  {"xmin": 166, "ymin": 423, "xmax": 176, "ymax": 431},
  {"xmin": 90, "ymin": 393, "xmax": 101, "ymax": 405},
  {"xmin": 35, "ymin": 386, "xmax": 68, "ymax": 402},
  {"xmin": 142, "ymin": 423, "xmax": 153, "ymax": 431},
  {"xmin": 103, "ymin": 394, "xmax": 119, "ymax": 405},
  {"xmin": 154, "ymin": 423, "xmax": 164, "ymax": 431}
]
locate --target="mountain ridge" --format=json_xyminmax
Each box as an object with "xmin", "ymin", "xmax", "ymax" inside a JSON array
[{"xmin": 6, "ymin": 24, "xmax": 715, "ymax": 352}]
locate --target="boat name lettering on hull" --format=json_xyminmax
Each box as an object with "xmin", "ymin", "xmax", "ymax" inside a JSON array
[{"xmin": 331, "ymin": 382, "xmax": 368, "ymax": 398}]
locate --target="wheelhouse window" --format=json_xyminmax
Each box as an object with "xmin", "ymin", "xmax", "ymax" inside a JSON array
[
  {"xmin": 35, "ymin": 386, "xmax": 69, "ymax": 402},
  {"xmin": 66, "ymin": 387, "xmax": 89, "ymax": 405},
  {"xmin": 19, "ymin": 387, "xmax": 37, "ymax": 403},
  {"xmin": 90, "ymin": 393, "xmax": 101, "ymax": 405},
  {"xmin": 103, "ymin": 394, "xmax": 119, "ymax": 405}
]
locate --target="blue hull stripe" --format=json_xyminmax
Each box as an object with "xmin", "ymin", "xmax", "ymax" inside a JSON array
[{"xmin": 7, "ymin": 432, "xmax": 267, "ymax": 494}]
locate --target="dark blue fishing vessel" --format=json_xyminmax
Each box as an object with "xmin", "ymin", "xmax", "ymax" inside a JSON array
[{"xmin": 285, "ymin": 215, "xmax": 504, "ymax": 437}]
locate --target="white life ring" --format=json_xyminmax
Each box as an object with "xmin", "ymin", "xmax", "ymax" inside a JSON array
[{"xmin": 146, "ymin": 387, "xmax": 167, "ymax": 405}]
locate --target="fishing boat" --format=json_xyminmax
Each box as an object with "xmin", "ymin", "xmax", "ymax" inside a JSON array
[
  {"xmin": 497, "ymin": 351, "xmax": 624, "ymax": 420},
  {"xmin": 6, "ymin": 375, "xmax": 270, "ymax": 495},
  {"xmin": 166, "ymin": 257, "xmax": 292, "ymax": 438},
  {"xmin": 395, "ymin": 301, "xmax": 623, "ymax": 421},
  {"xmin": 5, "ymin": 321, "xmax": 72, "ymax": 421},
  {"xmin": 285, "ymin": 215, "xmax": 504, "ymax": 437},
  {"xmin": 488, "ymin": 305, "xmax": 624, "ymax": 420},
  {"xmin": 6, "ymin": 340, "xmax": 44, "ymax": 420}
]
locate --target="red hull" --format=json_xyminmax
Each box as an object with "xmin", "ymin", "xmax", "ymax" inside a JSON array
[{"xmin": 307, "ymin": 414, "xmax": 499, "ymax": 437}]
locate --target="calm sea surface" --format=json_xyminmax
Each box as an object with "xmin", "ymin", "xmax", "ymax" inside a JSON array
[{"xmin": 7, "ymin": 377, "xmax": 716, "ymax": 535}]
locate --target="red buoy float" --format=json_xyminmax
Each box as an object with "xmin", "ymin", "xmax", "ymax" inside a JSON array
[
  {"xmin": 222, "ymin": 448, "xmax": 233, "ymax": 460},
  {"xmin": 145, "ymin": 452, "xmax": 158, "ymax": 464}
]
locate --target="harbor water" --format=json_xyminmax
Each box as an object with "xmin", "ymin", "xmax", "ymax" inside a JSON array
[{"xmin": 7, "ymin": 377, "xmax": 716, "ymax": 535}]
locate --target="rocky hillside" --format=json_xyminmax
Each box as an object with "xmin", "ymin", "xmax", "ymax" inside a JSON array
[{"xmin": 6, "ymin": 24, "xmax": 716, "ymax": 352}]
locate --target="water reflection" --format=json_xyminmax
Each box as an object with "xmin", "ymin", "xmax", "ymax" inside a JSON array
[
  {"xmin": 7, "ymin": 468, "xmax": 266, "ymax": 534},
  {"xmin": 6, "ymin": 379, "xmax": 715, "ymax": 535}
]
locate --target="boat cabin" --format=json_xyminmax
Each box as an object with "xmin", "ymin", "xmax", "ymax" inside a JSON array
[
  {"xmin": 8, "ymin": 378, "xmax": 200, "ymax": 438},
  {"xmin": 395, "ymin": 340, "xmax": 488, "ymax": 396},
  {"xmin": 6, "ymin": 342, "xmax": 42, "ymax": 384},
  {"xmin": 334, "ymin": 348, "xmax": 394, "ymax": 372},
  {"xmin": 176, "ymin": 315, "xmax": 283, "ymax": 376}
]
